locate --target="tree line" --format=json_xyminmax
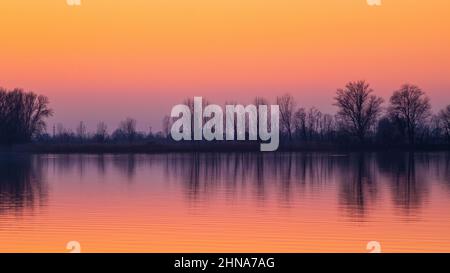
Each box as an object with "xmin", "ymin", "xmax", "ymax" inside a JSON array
[
  {"xmin": 161, "ymin": 81, "xmax": 450, "ymax": 146},
  {"xmin": 281, "ymin": 81, "xmax": 449, "ymax": 146},
  {"xmin": 1, "ymin": 82, "xmax": 449, "ymax": 147}
]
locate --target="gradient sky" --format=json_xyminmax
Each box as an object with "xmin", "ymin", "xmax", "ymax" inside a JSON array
[{"xmin": 1, "ymin": 0, "xmax": 449, "ymax": 132}]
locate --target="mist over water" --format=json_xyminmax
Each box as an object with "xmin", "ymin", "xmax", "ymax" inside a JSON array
[{"xmin": 0, "ymin": 152, "xmax": 449, "ymax": 252}]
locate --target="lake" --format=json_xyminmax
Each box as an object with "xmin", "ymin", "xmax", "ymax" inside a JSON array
[{"xmin": 0, "ymin": 152, "xmax": 449, "ymax": 252}]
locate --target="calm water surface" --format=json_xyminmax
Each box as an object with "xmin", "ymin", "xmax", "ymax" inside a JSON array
[{"xmin": 0, "ymin": 152, "xmax": 450, "ymax": 252}]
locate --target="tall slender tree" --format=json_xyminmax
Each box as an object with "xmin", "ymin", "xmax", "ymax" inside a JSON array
[
  {"xmin": 276, "ymin": 94, "xmax": 296, "ymax": 140},
  {"xmin": 294, "ymin": 108, "xmax": 307, "ymax": 141}
]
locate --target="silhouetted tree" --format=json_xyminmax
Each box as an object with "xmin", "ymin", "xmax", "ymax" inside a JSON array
[
  {"xmin": 334, "ymin": 81, "xmax": 384, "ymax": 143},
  {"xmin": 293, "ymin": 107, "xmax": 335, "ymax": 142},
  {"xmin": 318, "ymin": 113, "xmax": 335, "ymax": 141},
  {"xmin": 0, "ymin": 87, "xmax": 53, "ymax": 144},
  {"xmin": 306, "ymin": 107, "xmax": 322, "ymax": 140},
  {"xmin": 54, "ymin": 123, "xmax": 75, "ymax": 143},
  {"xmin": 428, "ymin": 115, "xmax": 443, "ymax": 142},
  {"xmin": 115, "ymin": 118, "xmax": 137, "ymax": 143},
  {"xmin": 277, "ymin": 94, "xmax": 296, "ymax": 140},
  {"xmin": 76, "ymin": 121, "xmax": 87, "ymax": 141},
  {"xmin": 162, "ymin": 115, "xmax": 173, "ymax": 138},
  {"xmin": 388, "ymin": 84, "xmax": 431, "ymax": 145},
  {"xmin": 294, "ymin": 108, "xmax": 307, "ymax": 141},
  {"xmin": 253, "ymin": 97, "xmax": 268, "ymax": 107},
  {"xmin": 94, "ymin": 121, "xmax": 108, "ymax": 142},
  {"xmin": 376, "ymin": 117, "xmax": 404, "ymax": 144},
  {"xmin": 438, "ymin": 105, "xmax": 450, "ymax": 143}
]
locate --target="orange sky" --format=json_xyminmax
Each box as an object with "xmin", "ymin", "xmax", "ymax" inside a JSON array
[{"xmin": 1, "ymin": 0, "xmax": 449, "ymax": 131}]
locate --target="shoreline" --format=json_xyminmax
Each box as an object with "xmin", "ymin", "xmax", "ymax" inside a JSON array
[{"xmin": 1, "ymin": 142, "xmax": 449, "ymax": 154}]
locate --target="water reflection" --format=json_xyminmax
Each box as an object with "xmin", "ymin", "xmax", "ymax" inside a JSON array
[
  {"xmin": 163, "ymin": 152, "xmax": 448, "ymax": 218},
  {"xmin": 0, "ymin": 152, "xmax": 449, "ymax": 219},
  {"xmin": 0, "ymin": 155, "xmax": 48, "ymax": 215},
  {"xmin": 338, "ymin": 153, "xmax": 378, "ymax": 219},
  {"xmin": 377, "ymin": 153, "xmax": 429, "ymax": 214}
]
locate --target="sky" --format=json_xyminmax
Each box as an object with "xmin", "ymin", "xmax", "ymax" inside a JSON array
[{"xmin": 1, "ymin": 0, "xmax": 450, "ymax": 132}]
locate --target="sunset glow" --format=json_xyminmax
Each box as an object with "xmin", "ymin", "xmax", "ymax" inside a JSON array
[
  {"xmin": 1, "ymin": 1, "xmax": 450, "ymax": 257},
  {"xmin": 1, "ymin": 0, "xmax": 449, "ymax": 130}
]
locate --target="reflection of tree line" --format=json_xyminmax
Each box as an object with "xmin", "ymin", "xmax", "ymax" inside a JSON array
[
  {"xmin": 1, "ymin": 152, "xmax": 449, "ymax": 217},
  {"xmin": 163, "ymin": 152, "xmax": 449, "ymax": 217},
  {"xmin": 378, "ymin": 153, "xmax": 429, "ymax": 212},
  {"xmin": 0, "ymin": 155, "xmax": 48, "ymax": 214}
]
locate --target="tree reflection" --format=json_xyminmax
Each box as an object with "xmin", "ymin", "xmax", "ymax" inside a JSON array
[
  {"xmin": 377, "ymin": 152, "xmax": 429, "ymax": 214},
  {"xmin": 1, "ymin": 151, "xmax": 445, "ymax": 220},
  {"xmin": 0, "ymin": 155, "xmax": 48, "ymax": 215},
  {"xmin": 338, "ymin": 153, "xmax": 378, "ymax": 219}
]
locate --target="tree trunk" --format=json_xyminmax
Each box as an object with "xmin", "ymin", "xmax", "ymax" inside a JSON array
[{"xmin": 409, "ymin": 127, "xmax": 415, "ymax": 145}]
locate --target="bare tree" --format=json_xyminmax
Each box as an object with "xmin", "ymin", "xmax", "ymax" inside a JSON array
[
  {"xmin": 0, "ymin": 88, "xmax": 53, "ymax": 144},
  {"xmin": 276, "ymin": 94, "xmax": 296, "ymax": 140},
  {"xmin": 76, "ymin": 121, "xmax": 87, "ymax": 140},
  {"xmin": 438, "ymin": 105, "xmax": 450, "ymax": 143},
  {"xmin": 118, "ymin": 118, "xmax": 137, "ymax": 143},
  {"xmin": 388, "ymin": 84, "xmax": 431, "ymax": 144},
  {"xmin": 95, "ymin": 121, "xmax": 108, "ymax": 142},
  {"xmin": 334, "ymin": 81, "xmax": 384, "ymax": 143},
  {"xmin": 162, "ymin": 115, "xmax": 173, "ymax": 138},
  {"xmin": 294, "ymin": 108, "xmax": 307, "ymax": 141},
  {"xmin": 318, "ymin": 113, "xmax": 334, "ymax": 140},
  {"xmin": 54, "ymin": 123, "xmax": 74, "ymax": 142},
  {"xmin": 56, "ymin": 123, "xmax": 65, "ymax": 136},
  {"xmin": 306, "ymin": 107, "xmax": 322, "ymax": 140},
  {"xmin": 253, "ymin": 97, "xmax": 269, "ymax": 107}
]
